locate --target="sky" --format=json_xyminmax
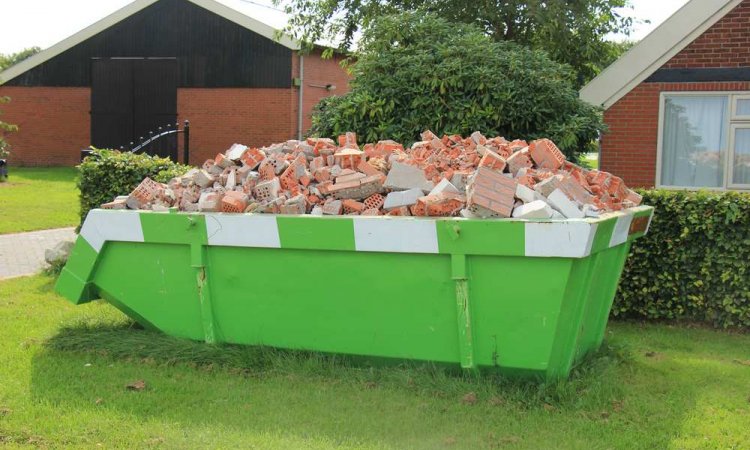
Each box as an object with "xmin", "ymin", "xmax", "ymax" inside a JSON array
[{"xmin": 0, "ymin": 0, "xmax": 690, "ymax": 54}]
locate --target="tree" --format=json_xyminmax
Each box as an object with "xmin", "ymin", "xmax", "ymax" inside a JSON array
[
  {"xmin": 0, "ymin": 47, "xmax": 41, "ymax": 72},
  {"xmin": 0, "ymin": 96, "xmax": 18, "ymax": 160},
  {"xmin": 0, "ymin": 47, "xmax": 39, "ymax": 162},
  {"xmin": 277, "ymin": 0, "xmax": 637, "ymax": 86},
  {"xmin": 309, "ymin": 13, "xmax": 605, "ymax": 160}
]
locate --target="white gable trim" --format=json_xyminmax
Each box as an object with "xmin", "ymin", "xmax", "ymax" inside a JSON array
[
  {"xmin": 580, "ymin": 0, "xmax": 743, "ymax": 110},
  {"xmin": 0, "ymin": 0, "xmax": 299, "ymax": 85}
]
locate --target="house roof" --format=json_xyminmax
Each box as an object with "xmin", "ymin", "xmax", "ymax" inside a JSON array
[
  {"xmin": 0, "ymin": 0, "xmax": 300, "ymax": 85},
  {"xmin": 580, "ymin": 0, "xmax": 744, "ymax": 109}
]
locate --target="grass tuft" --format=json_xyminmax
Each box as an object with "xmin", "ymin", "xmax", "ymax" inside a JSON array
[
  {"xmin": 2, "ymin": 275, "xmax": 750, "ymax": 449},
  {"xmin": 45, "ymin": 312, "xmax": 631, "ymax": 410}
]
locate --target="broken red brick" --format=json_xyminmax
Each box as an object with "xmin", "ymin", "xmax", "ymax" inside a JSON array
[
  {"xmin": 466, "ymin": 168, "xmax": 517, "ymax": 218},
  {"xmin": 221, "ymin": 191, "xmax": 248, "ymax": 213},
  {"xmin": 506, "ymin": 150, "xmax": 534, "ymax": 175},
  {"xmin": 342, "ymin": 199, "xmax": 365, "ymax": 214},
  {"xmin": 528, "ymin": 139, "xmax": 566, "ymax": 170},
  {"xmin": 478, "ymin": 149, "xmax": 507, "ymax": 172},
  {"xmin": 363, "ymin": 193, "xmax": 385, "ymax": 210}
]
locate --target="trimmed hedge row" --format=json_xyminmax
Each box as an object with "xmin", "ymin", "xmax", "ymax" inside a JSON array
[
  {"xmin": 78, "ymin": 149, "xmax": 189, "ymax": 229},
  {"xmin": 614, "ymin": 189, "xmax": 750, "ymax": 329}
]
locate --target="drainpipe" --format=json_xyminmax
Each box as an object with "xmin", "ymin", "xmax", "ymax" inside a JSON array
[{"xmin": 297, "ymin": 53, "xmax": 304, "ymax": 140}]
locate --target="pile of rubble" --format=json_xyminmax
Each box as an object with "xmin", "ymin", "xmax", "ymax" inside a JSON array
[{"xmin": 102, "ymin": 131, "xmax": 642, "ymax": 219}]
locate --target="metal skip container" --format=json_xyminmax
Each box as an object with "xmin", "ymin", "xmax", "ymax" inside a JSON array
[{"xmin": 56, "ymin": 206, "xmax": 653, "ymax": 380}]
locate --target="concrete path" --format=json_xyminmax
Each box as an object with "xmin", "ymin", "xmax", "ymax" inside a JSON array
[{"xmin": 0, "ymin": 228, "xmax": 77, "ymax": 280}]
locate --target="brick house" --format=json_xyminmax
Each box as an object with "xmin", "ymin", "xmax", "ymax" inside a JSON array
[
  {"xmin": 580, "ymin": 0, "xmax": 750, "ymax": 190},
  {"xmin": 0, "ymin": 0, "xmax": 350, "ymax": 166}
]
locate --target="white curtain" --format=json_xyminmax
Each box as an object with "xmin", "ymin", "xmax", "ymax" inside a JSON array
[
  {"xmin": 733, "ymin": 128, "xmax": 750, "ymax": 185},
  {"xmin": 661, "ymin": 96, "xmax": 727, "ymax": 188}
]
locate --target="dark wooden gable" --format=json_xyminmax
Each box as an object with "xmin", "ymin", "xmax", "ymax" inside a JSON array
[{"xmin": 5, "ymin": 0, "xmax": 292, "ymax": 88}]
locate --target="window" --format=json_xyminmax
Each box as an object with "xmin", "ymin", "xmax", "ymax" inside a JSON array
[{"xmin": 659, "ymin": 93, "xmax": 750, "ymax": 190}]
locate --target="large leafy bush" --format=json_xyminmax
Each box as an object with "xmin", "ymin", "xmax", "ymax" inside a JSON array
[
  {"xmin": 310, "ymin": 13, "xmax": 605, "ymax": 161},
  {"xmin": 615, "ymin": 190, "xmax": 750, "ymax": 329},
  {"xmin": 78, "ymin": 150, "xmax": 189, "ymax": 228}
]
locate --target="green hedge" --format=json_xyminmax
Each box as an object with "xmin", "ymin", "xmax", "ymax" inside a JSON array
[
  {"xmin": 78, "ymin": 149, "xmax": 189, "ymax": 228},
  {"xmin": 614, "ymin": 189, "xmax": 750, "ymax": 329}
]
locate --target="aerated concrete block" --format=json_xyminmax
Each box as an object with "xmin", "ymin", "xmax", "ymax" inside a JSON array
[
  {"xmin": 511, "ymin": 200, "xmax": 554, "ymax": 219},
  {"xmin": 383, "ymin": 188, "xmax": 424, "ymax": 210},
  {"xmin": 547, "ymin": 189, "xmax": 584, "ymax": 219},
  {"xmin": 429, "ymin": 178, "xmax": 460, "ymax": 197},
  {"xmin": 384, "ymin": 162, "xmax": 434, "ymax": 193}
]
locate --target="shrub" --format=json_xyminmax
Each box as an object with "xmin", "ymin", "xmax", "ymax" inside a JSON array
[
  {"xmin": 0, "ymin": 95, "xmax": 18, "ymax": 160},
  {"xmin": 309, "ymin": 12, "xmax": 605, "ymax": 161},
  {"xmin": 78, "ymin": 149, "xmax": 189, "ymax": 228},
  {"xmin": 614, "ymin": 190, "xmax": 750, "ymax": 329}
]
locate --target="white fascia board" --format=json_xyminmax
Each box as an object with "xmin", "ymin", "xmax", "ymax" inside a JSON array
[
  {"xmin": 188, "ymin": 0, "xmax": 299, "ymax": 50},
  {"xmin": 0, "ymin": 0, "xmax": 159, "ymax": 84},
  {"xmin": 0, "ymin": 0, "xmax": 299, "ymax": 85},
  {"xmin": 580, "ymin": 0, "xmax": 743, "ymax": 110}
]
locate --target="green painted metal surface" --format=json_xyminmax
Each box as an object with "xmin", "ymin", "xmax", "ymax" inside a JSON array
[{"xmin": 56, "ymin": 206, "xmax": 653, "ymax": 380}]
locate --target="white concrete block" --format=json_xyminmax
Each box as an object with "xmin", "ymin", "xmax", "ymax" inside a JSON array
[
  {"xmin": 384, "ymin": 162, "xmax": 434, "ymax": 193},
  {"xmin": 511, "ymin": 200, "xmax": 554, "ymax": 219},
  {"xmin": 515, "ymin": 184, "xmax": 537, "ymax": 203},
  {"xmin": 428, "ymin": 178, "xmax": 460, "ymax": 196},
  {"xmin": 547, "ymin": 189, "xmax": 584, "ymax": 219},
  {"xmin": 226, "ymin": 143, "xmax": 248, "ymax": 161},
  {"xmin": 383, "ymin": 188, "xmax": 423, "ymax": 210}
]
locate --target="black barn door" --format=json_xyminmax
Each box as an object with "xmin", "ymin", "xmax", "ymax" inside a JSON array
[{"xmin": 91, "ymin": 58, "xmax": 178, "ymax": 159}]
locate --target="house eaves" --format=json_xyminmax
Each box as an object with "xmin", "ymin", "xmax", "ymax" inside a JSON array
[{"xmin": 580, "ymin": 0, "xmax": 743, "ymax": 109}]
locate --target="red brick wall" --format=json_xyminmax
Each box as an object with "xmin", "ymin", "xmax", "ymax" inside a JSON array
[
  {"xmin": 602, "ymin": 82, "xmax": 750, "ymax": 188},
  {"xmin": 664, "ymin": 0, "xmax": 750, "ymax": 69},
  {"xmin": 293, "ymin": 50, "xmax": 352, "ymax": 133},
  {"xmin": 0, "ymin": 51, "xmax": 349, "ymax": 167},
  {"xmin": 177, "ymin": 88, "xmax": 296, "ymax": 165},
  {"xmin": 0, "ymin": 87, "xmax": 90, "ymax": 166},
  {"xmin": 602, "ymin": 0, "xmax": 750, "ymax": 187}
]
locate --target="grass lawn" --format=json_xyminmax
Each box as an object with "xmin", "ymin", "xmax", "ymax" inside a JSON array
[
  {"xmin": 0, "ymin": 168, "xmax": 79, "ymax": 234},
  {"xmin": 1, "ymin": 275, "xmax": 749, "ymax": 449},
  {"xmin": 582, "ymin": 153, "xmax": 599, "ymax": 170}
]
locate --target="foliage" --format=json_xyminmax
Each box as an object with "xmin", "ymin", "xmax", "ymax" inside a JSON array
[
  {"xmin": 310, "ymin": 13, "xmax": 605, "ymax": 160},
  {"xmin": 0, "ymin": 96, "xmax": 18, "ymax": 159},
  {"xmin": 277, "ymin": 0, "xmax": 638, "ymax": 85},
  {"xmin": 615, "ymin": 189, "xmax": 750, "ymax": 329},
  {"xmin": 0, "ymin": 46, "xmax": 41, "ymax": 71},
  {"xmin": 78, "ymin": 149, "xmax": 189, "ymax": 228}
]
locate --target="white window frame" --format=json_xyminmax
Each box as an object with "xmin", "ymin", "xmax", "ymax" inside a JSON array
[
  {"xmin": 656, "ymin": 91, "xmax": 750, "ymax": 191},
  {"xmin": 728, "ymin": 124, "xmax": 750, "ymax": 190},
  {"xmin": 731, "ymin": 94, "xmax": 750, "ymax": 121}
]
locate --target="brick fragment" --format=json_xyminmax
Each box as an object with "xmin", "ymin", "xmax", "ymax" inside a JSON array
[
  {"xmin": 253, "ymin": 178, "xmax": 281, "ymax": 203},
  {"xmin": 241, "ymin": 148, "xmax": 266, "ymax": 169},
  {"xmin": 478, "ymin": 149, "xmax": 507, "ymax": 172},
  {"xmin": 226, "ymin": 143, "xmax": 249, "ymax": 161},
  {"xmin": 342, "ymin": 199, "xmax": 365, "ymax": 214},
  {"xmin": 363, "ymin": 193, "xmax": 385, "ymax": 210},
  {"xmin": 466, "ymin": 167, "xmax": 517, "ymax": 218},
  {"xmin": 126, "ymin": 177, "xmax": 163, "ymax": 209},
  {"xmin": 198, "ymin": 192, "xmax": 223, "ymax": 212},
  {"xmin": 528, "ymin": 139, "xmax": 566, "ymax": 170},
  {"xmin": 505, "ymin": 149, "xmax": 533, "ymax": 175},
  {"xmin": 357, "ymin": 159, "xmax": 382, "ymax": 177},
  {"xmin": 322, "ymin": 199, "xmax": 343, "ymax": 215},
  {"xmin": 222, "ymin": 191, "xmax": 248, "ymax": 213}
]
